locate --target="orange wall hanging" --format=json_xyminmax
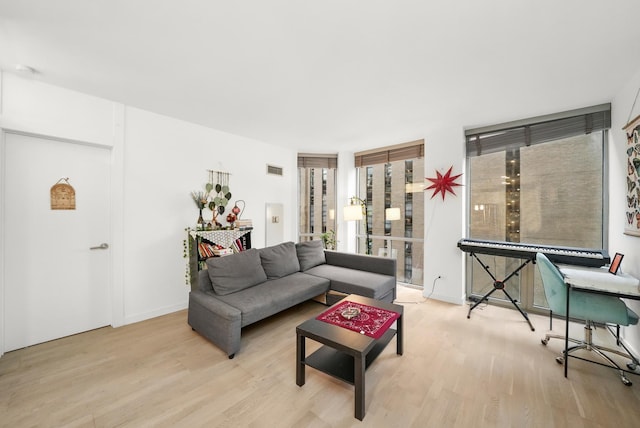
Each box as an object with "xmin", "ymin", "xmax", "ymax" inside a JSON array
[{"xmin": 50, "ymin": 177, "xmax": 76, "ymax": 210}]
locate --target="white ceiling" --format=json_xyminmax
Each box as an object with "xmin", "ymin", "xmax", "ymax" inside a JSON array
[{"xmin": 1, "ymin": 1, "xmax": 640, "ymax": 152}]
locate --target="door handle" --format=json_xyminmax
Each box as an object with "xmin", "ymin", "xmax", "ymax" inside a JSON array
[{"xmin": 90, "ymin": 243, "xmax": 109, "ymax": 250}]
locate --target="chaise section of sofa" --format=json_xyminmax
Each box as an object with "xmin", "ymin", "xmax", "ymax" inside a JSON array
[
  {"xmin": 188, "ymin": 240, "xmax": 397, "ymax": 358},
  {"xmin": 305, "ymin": 250, "xmax": 397, "ymax": 304}
]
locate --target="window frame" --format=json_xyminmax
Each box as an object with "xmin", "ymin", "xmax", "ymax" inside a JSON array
[
  {"xmin": 297, "ymin": 154, "xmax": 338, "ymax": 243},
  {"xmin": 464, "ymin": 104, "xmax": 610, "ymax": 248},
  {"xmin": 353, "ymin": 141, "xmax": 425, "ymax": 287},
  {"xmin": 463, "ymin": 106, "xmax": 610, "ymax": 314}
]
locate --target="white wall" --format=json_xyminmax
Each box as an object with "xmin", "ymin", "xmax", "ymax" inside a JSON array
[
  {"xmin": 336, "ymin": 149, "xmax": 358, "ymax": 253},
  {"xmin": 0, "ymin": 72, "xmax": 298, "ymax": 342},
  {"xmin": 610, "ymin": 66, "xmax": 640, "ymax": 354},
  {"xmin": 121, "ymin": 106, "xmax": 296, "ymax": 323},
  {"xmin": 0, "ymin": 72, "xmax": 116, "ymax": 146},
  {"xmin": 422, "ymin": 127, "xmax": 466, "ymax": 304}
]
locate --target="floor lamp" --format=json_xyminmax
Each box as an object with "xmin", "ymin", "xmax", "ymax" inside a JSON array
[
  {"xmin": 343, "ymin": 196, "xmax": 370, "ymax": 255},
  {"xmin": 384, "ymin": 207, "xmax": 401, "ymax": 258}
]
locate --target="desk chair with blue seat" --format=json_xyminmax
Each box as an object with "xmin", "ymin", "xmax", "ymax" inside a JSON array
[{"xmin": 536, "ymin": 252, "xmax": 640, "ymax": 386}]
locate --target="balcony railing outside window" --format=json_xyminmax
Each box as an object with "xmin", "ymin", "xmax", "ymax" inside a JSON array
[{"xmin": 356, "ymin": 158, "xmax": 425, "ymax": 288}]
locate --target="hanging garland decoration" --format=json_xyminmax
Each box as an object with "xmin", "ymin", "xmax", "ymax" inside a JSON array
[
  {"xmin": 206, "ymin": 170, "xmax": 232, "ymax": 227},
  {"xmin": 425, "ymin": 166, "xmax": 463, "ymax": 200}
]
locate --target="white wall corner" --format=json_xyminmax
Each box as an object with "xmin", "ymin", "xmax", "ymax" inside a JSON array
[
  {"xmin": 110, "ymin": 102, "xmax": 126, "ymax": 327},
  {"xmin": 0, "ymin": 128, "xmax": 5, "ymax": 356},
  {"xmin": 0, "ymin": 69, "xmax": 4, "ymax": 116},
  {"xmin": 422, "ymin": 128, "xmax": 466, "ymax": 304},
  {"xmin": 337, "ymin": 150, "xmax": 357, "ymax": 253}
]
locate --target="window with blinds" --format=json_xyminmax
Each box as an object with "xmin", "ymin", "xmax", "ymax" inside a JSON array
[
  {"xmin": 464, "ymin": 104, "xmax": 610, "ymax": 315},
  {"xmin": 353, "ymin": 139, "xmax": 425, "ymax": 286},
  {"xmin": 297, "ymin": 153, "xmax": 337, "ymax": 244}
]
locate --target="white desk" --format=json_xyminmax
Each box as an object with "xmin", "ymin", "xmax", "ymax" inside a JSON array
[
  {"xmin": 558, "ymin": 265, "xmax": 640, "ymax": 378},
  {"xmin": 559, "ymin": 265, "xmax": 640, "ymax": 296}
]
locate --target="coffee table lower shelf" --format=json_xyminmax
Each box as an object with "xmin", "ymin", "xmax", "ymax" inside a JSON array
[{"xmin": 303, "ymin": 328, "xmax": 397, "ymax": 384}]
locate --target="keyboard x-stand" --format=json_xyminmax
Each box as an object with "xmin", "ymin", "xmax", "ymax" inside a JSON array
[{"xmin": 457, "ymin": 239, "xmax": 610, "ymax": 332}]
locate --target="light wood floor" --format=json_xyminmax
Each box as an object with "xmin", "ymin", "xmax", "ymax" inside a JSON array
[{"xmin": 2, "ymin": 286, "xmax": 640, "ymax": 427}]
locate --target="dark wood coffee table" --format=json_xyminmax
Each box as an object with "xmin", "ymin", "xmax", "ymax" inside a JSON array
[{"xmin": 296, "ymin": 294, "xmax": 403, "ymax": 420}]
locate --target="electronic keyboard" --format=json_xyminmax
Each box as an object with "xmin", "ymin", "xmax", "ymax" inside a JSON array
[{"xmin": 457, "ymin": 238, "xmax": 610, "ymax": 268}]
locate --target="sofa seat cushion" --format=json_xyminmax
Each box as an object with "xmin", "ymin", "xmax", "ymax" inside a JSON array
[
  {"xmin": 259, "ymin": 241, "xmax": 300, "ymax": 279},
  {"xmin": 215, "ymin": 272, "xmax": 330, "ymax": 326},
  {"xmin": 206, "ymin": 249, "xmax": 267, "ymax": 296},
  {"xmin": 305, "ymin": 264, "xmax": 396, "ymax": 300}
]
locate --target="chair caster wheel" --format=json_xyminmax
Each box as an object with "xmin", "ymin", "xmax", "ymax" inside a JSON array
[
  {"xmin": 621, "ymin": 374, "xmax": 632, "ymax": 386},
  {"xmin": 541, "ymin": 338, "xmax": 548, "ymax": 346},
  {"xmin": 228, "ymin": 354, "xmax": 235, "ymax": 359},
  {"xmin": 627, "ymin": 362, "xmax": 637, "ymax": 371},
  {"xmin": 555, "ymin": 356, "xmax": 564, "ymax": 364}
]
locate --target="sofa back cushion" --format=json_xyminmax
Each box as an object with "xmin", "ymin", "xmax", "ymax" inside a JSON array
[
  {"xmin": 205, "ymin": 249, "xmax": 267, "ymax": 295},
  {"xmin": 259, "ymin": 241, "xmax": 300, "ymax": 279},
  {"xmin": 295, "ymin": 240, "xmax": 326, "ymax": 271}
]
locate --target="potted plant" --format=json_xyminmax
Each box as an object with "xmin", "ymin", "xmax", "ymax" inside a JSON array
[{"xmin": 320, "ymin": 229, "xmax": 337, "ymax": 250}]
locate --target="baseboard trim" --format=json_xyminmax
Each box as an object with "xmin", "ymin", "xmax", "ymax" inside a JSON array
[
  {"xmin": 122, "ymin": 301, "xmax": 188, "ymax": 326},
  {"xmin": 427, "ymin": 292, "xmax": 465, "ymax": 305}
]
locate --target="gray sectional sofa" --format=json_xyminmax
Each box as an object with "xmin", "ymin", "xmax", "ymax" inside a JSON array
[{"xmin": 188, "ymin": 240, "xmax": 397, "ymax": 358}]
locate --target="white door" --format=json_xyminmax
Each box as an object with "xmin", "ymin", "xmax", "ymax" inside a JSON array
[{"xmin": 3, "ymin": 132, "xmax": 111, "ymax": 351}]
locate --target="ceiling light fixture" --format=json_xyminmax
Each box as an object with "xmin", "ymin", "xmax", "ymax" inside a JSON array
[{"xmin": 14, "ymin": 64, "xmax": 37, "ymax": 74}]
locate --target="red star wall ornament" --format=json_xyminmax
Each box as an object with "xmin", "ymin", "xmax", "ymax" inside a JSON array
[{"xmin": 425, "ymin": 166, "xmax": 463, "ymax": 200}]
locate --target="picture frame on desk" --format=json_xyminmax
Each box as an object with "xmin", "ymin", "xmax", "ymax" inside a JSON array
[{"xmin": 609, "ymin": 252, "xmax": 624, "ymax": 275}]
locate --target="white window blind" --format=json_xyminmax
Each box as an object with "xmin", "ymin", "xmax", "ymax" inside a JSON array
[
  {"xmin": 465, "ymin": 104, "xmax": 611, "ymax": 157},
  {"xmin": 355, "ymin": 139, "xmax": 424, "ymax": 167},
  {"xmin": 297, "ymin": 153, "xmax": 337, "ymax": 169}
]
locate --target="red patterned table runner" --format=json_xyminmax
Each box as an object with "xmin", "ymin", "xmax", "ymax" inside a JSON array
[{"xmin": 316, "ymin": 301, "xmax": 400, "ymax": 339}]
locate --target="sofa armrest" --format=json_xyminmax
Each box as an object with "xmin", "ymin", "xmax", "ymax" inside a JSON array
[
  {"xmin": 189, "ymin": 290, "xmax": 241, "ymax": 321},
  {"xmin": 188, "ymin": 290, "xmax": 242, "ymax": 357},
  {"xmin": 324, "ymin": 251, "xmax": 396, "ymax": 278}
]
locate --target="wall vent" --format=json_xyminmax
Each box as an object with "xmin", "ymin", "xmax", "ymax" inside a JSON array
[{"xmin": 267, "ymin": 164, "xmax": 283, "ymax": 176}]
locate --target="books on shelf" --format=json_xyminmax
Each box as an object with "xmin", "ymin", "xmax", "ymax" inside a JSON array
[
  {"xmin": 230, "ymin": 238, "xmax": 245, "ymax": 253},
  {"xmin": 197, "ymin": 242, "xmax": 216, "ymax": 258},
  {"xmin": 196, "ymin": 233, "xmax": 251, "ymax": 259},
  {"xmin": 213, "ymin": 248, "xmax": 234, "ymax": 256},
  {"xmin": 236, "ymin": 219, "xmax": 253, "ymax": 230},
  {"xmin": 198, "ymin": 243, "xmax": 236, "ymax": 258}
]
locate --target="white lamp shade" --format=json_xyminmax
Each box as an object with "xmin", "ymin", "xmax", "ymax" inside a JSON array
[
  {"xmin": 385, "ymin": 207, "xmax": 401, "ymax": 221},
  {"xmin": 343, "ymin": 204, "xmax": 363, "ymax": 221}
]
